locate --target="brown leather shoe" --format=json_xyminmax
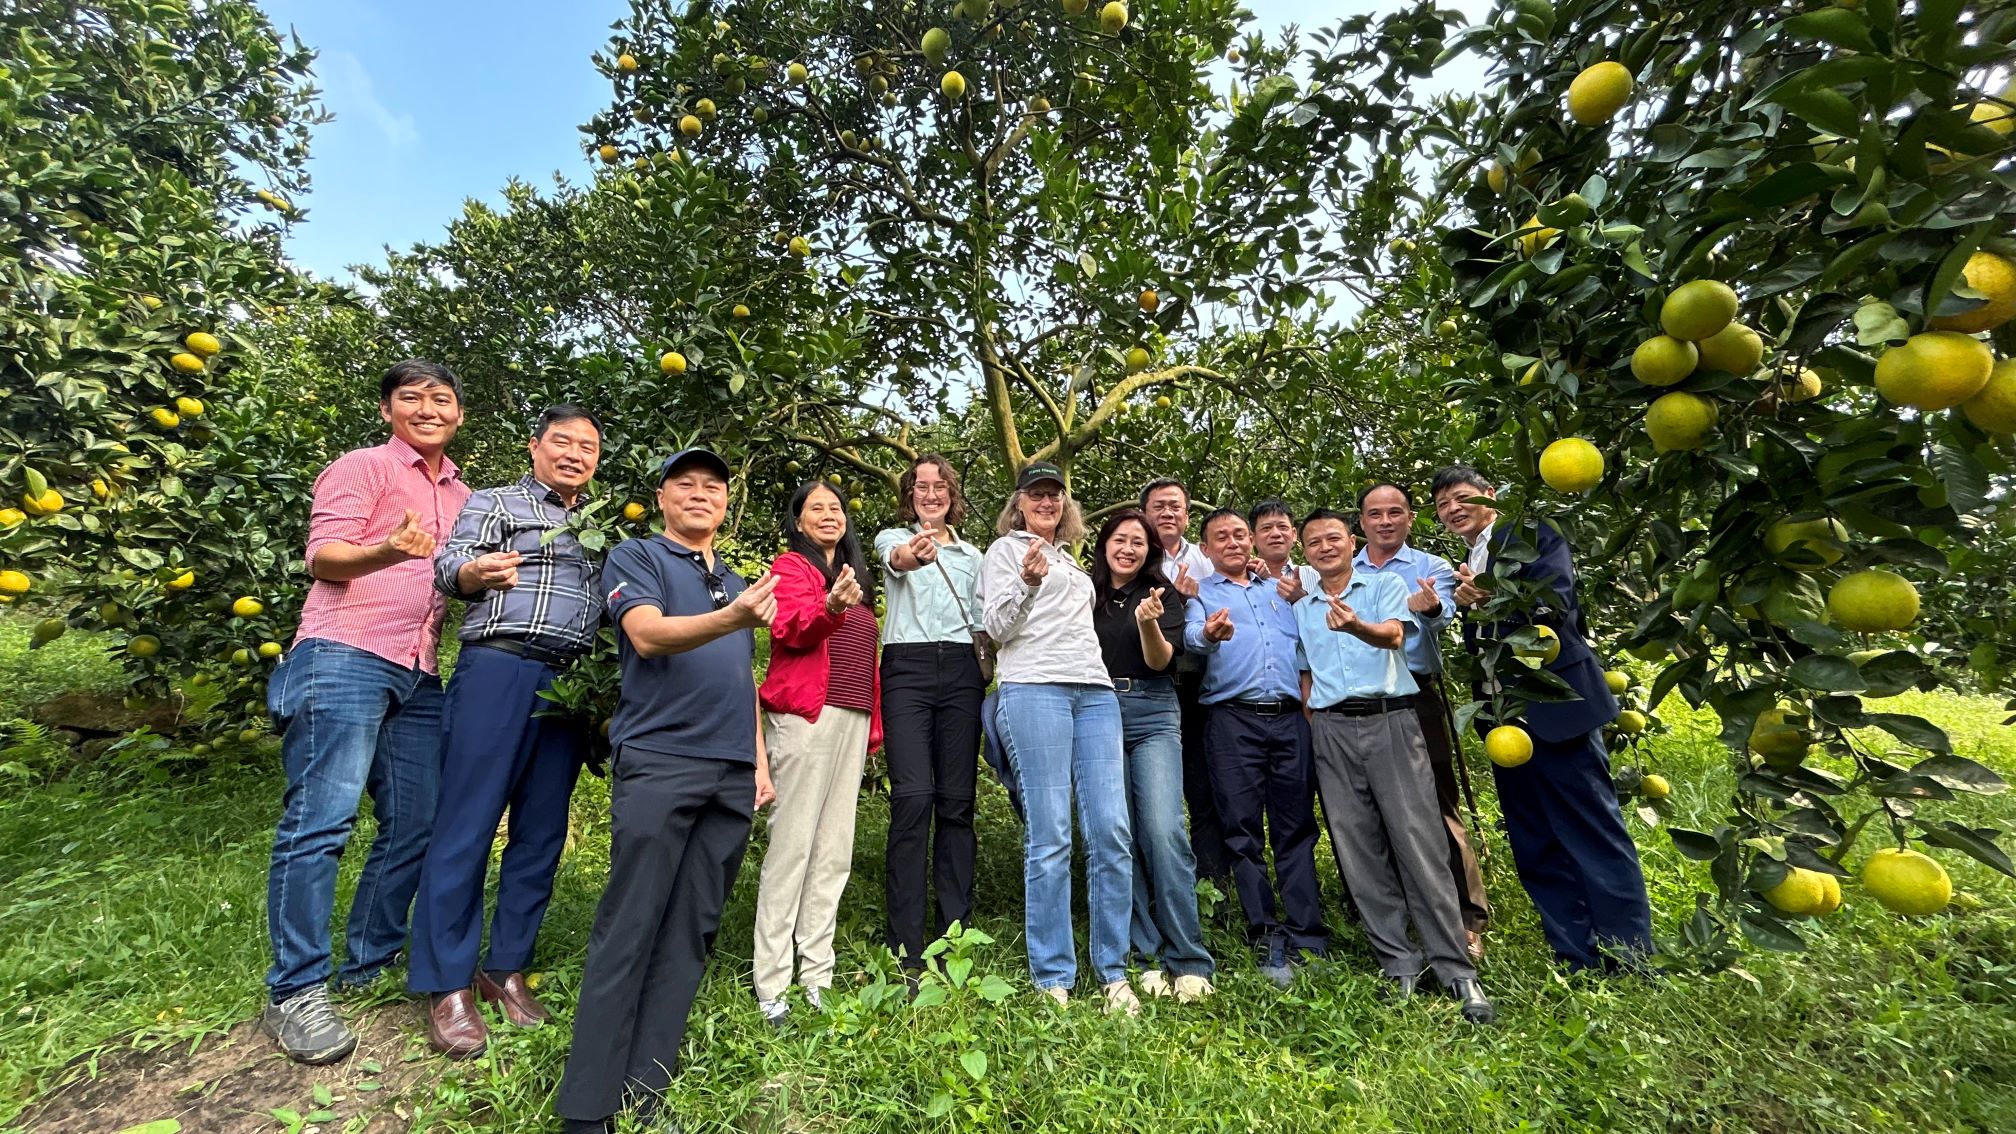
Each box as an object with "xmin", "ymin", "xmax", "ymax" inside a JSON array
[
  {"xmin": 475, "ymin": 970, "xmax": 550, "ymax": 1028},
  {"xmin": 427, "ymin": 989, "xmax": 487, "ymax": 1059}
]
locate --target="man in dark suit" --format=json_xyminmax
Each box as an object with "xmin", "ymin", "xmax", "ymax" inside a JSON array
[{"xmin": 1430, "ymin": 465, "xmax": 1653, "ymax": 971}]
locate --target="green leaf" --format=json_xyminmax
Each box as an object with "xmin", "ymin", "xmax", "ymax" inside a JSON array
[
  {"xmin": 1929, "ymin": 438, "xmax": 1989, "ymax": 516},
  {"xmin": 1864, "ymin": 712, "xmax": 1952, "ymax": 754},
  {"xmin": 926, "ymin": 1092, "xmax": 955, "ymax": 1118},
  {"xmin": 1789, "ymin": 654, "xmax": 1866, "ymax": 692},
  {"xmin": 1917, "ymin": 821, "xmax": 2016, "ymax": 878},
  {"xmin": 1923, "ymin": 224, "xmax": 1993, "ymax": 330},
  {"xmin": 1739, "ymin": 908, "xmax": 1808, "ymax": 952},
  {"xmin": 311, "ymin": 1083, "xmax": 333, "ymax": 1107},
  {"xmin": 959, "ymin": 1049, "xmax": 988, "ymax": 1081},
  {"xmin": 1670, "ymin": 827, "xmax": 1723, "ymax": 861},
  {"xmin": 1909, "ymin": 753, "xmax": 2007, "ymax": 795},
  {"xmin": 973, "ymin": 974, "xmax": 1014, "ymax": 1003},
  {"xmin": 1775, "ymin": 89, "xmax": 1861, "ymax": 138}
]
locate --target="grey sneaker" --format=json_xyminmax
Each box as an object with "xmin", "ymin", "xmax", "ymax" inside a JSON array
[{"xmin": 262, "ymin": 986, "xmax": 358, "ymax": 1064}]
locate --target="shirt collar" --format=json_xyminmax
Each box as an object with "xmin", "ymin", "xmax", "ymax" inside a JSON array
[
  {"xmin": 519, "ymin": 473, "xmax": 588, "ymax": 509},
  {"xmin": 385, "ymin": 434, "xmax": 460, "ymax": 483},
  {"xmin": 1467, "ymin": 521, "xmax": 1495, "ymax": 550},
  {"xmin": 1356, "ymin": 542, "xmax": 1419, "ymax": 569}
]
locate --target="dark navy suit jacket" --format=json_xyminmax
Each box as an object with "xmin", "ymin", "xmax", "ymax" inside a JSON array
[{"xmin": 1462, "ymin": 519, "xmax": 1618, "ymax": 745}]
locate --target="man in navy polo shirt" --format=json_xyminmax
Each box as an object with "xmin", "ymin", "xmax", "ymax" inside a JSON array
[{"xmin": 555, "ymin": 447, "xmax": 779, "ymax": 1134}]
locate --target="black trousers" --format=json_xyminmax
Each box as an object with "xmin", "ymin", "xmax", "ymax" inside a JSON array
[
  {"xmin": 555, "ymin": 749, "xmax": 753, "ymax": 1123},
  {"xmin": 1412, "ymin": 672, "xmax": 1491, "ymax": 933},
  {"xmin": 1204, "ymin": 705, "xmax": 1329, "ymax": 952},
  {"xmin": 1176, "ymin": 671, "xmax": 1232, "ymax": 884},
  {"xmin": 879, "ymin": 643, "xmax": 986, "ymax": 969}
]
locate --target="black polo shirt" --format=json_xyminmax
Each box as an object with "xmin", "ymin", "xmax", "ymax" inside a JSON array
[
  {"xmin": 603, "ymin": 535, "xmax": 755, "ymax": 763},
  {"xmin": 1093, "ymin": 574, "xmax": 1187, "ymax": 681}
]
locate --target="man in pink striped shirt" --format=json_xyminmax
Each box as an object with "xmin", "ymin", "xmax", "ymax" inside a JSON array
[{"xmin": 261, "ymin": 360, "xmax": 471, "ymax": 1064}]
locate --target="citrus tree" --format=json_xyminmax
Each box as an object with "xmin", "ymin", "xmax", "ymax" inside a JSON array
[
  {"xmin": 1411, "ymin": 0, "xmax": 2016, "ymax": 964},
  {"xmin": 0, "ymin": 0, "xmax": 325, "ymax": 722}
]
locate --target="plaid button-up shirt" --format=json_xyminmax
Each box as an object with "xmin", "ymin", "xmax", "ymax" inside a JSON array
[{"xmin": 434, "ymin": 475, "xmax": 603, "ymax": 657}]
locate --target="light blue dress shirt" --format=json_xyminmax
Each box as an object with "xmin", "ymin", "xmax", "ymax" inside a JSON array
[
  {"xmin": 875, "ymin": 526, "xmax": 984, "ymax": 645},
  {"xmin": 1352, "ymin": 542, "xmax": 1456, "ymax": 676},
  {"xmin": 1183, "ymin": 571, "xmax": 1304, "ymax": 703},
  {"xmin": 1295, "ymin": 571, "xmax": 1420, "ymax": 706}
]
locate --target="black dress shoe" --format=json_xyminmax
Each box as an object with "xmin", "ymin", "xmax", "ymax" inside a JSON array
[
  {"xmin": 1450, "ymin": 977, "xmax": 1496, "ymax": 1024},
  {"xmin": 1378, "ymin": 973, "xmax": 1419, "ymax": 1003},
  {"xmin": 560, "ymin": 1117, "xmax": 614, "ymax": 1134}
]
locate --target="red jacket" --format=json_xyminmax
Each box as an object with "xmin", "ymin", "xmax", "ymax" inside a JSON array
[{"xmin": 759, "ymin": 551, "xmax": 884, "ymax": 752}]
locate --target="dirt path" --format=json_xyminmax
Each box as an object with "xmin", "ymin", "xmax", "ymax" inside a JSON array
[{"xmin": 17, "ymin": 1003, "xmax": 438, "ymax": 1134}]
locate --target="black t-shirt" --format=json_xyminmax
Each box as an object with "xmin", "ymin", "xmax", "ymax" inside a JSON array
[
  {"xmin": 603, "ymin": 535, "xmax": 755, "ymax": 763},
  {"xmin": 1093, "ymin": 574, "xmax": 1187, "ymax": 681}
]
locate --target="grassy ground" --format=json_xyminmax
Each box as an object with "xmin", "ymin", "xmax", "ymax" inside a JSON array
[{"xmin": 1, "ymin": 619, "xmax": 2012, "ymax": 1132}]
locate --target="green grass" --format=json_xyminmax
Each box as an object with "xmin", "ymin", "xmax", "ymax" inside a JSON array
[
  {"xmin": 0, "ymin": 612, "xmax": 125, "ymax": 721},
  {"xmin": 0, "ymin": 633, "xmax": 2012, "ymax": 1131}
]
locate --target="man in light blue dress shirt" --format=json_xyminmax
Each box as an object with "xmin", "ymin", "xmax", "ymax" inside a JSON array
[
  {"xmin": 1354, "ymin": 482, "xmax": 1490, "ymax": 953},
  {"xmin": 1296, "ymin": 508, "xmax": 1493, "ymax": 1024}
]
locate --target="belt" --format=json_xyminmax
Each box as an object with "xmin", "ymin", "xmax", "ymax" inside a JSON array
[
  {"xmin": 1314, "ymin": 695, "xmax": 1415, "ymax": 717},
  {"xmin": 466, "ymin": 638, "xmax": 580, "ymax": 667},
  {"xmin": 1113, "ymin": 676, "xmax": 1174, "ymax": 693},
  {"xmin": 1224, "ymin": 697, "xmax": 1301, "ymax": 716}
]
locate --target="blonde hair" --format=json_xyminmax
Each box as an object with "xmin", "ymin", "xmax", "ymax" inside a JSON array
[{"xmin": 996, "ymin": 488, "xmax": 1087, "ymax": 544}]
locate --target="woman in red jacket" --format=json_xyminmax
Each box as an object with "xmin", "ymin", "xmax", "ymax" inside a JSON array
[{"xmin": 753, "ymin": 480, "xmax": 882, "ymax": 1027}]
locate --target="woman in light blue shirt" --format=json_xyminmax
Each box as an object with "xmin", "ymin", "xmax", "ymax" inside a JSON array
[{"xmin": 874, "ymin": 454, "xmax": 987, "ymax": 990}]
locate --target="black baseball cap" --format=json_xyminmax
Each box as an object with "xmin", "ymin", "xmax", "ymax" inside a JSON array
[
  {"xmin": 657, "ymin": 447, "xmax": 731, "ymax": 483},
  {"xmin": 1016, "ymin": 460, "xmax": 1065, "ymax": 491}
]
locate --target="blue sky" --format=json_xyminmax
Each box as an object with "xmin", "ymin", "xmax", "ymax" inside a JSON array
[{"xmin": 266, "ymin": 1, "xmax": 1485, "ymax": 283}]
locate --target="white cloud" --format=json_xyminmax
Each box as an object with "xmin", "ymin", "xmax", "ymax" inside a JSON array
[{"xmin": 322, "ymin": 49, "xmax": 419, "ymax": 149}]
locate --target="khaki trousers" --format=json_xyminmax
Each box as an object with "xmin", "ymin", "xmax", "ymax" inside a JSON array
[{"xmin": 752, "ymin": 707, "xmax": 870, "ymax": 1001}]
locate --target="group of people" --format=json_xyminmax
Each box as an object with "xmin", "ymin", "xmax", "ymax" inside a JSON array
[{"xmin": 257, "ymin": 361, "xmax": 1656, "ymax": 1134}]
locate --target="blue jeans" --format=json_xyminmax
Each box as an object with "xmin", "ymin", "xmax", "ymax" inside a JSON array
[
  {"xmin": 265, "ymin": 637, "xmax": 445, "ymax": 1000},
  {"xmin": 1117, "ymin": 680, "xmax": 1212, "ymax": 978},
  {"xmin": 995, "ymin": 682, "xmax": 1131, "ymax": 990}
]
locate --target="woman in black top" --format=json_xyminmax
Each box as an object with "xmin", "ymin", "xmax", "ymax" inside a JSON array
[{"xmin": 1090, "ymin": 509, "xmax": 1215, "ymax": 1001}]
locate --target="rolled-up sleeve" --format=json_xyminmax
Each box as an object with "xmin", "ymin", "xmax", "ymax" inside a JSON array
[
  {"xmin": 434, "ymin": 489, "xmax": 505, "ymax": 600},
  {"xmin": 304, "ymin": 450, "xmax": 382, "ymax": 569}
]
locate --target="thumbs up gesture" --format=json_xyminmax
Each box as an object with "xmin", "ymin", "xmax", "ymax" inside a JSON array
[
  {"xmin": 1406, "ymin": 574, "xmax": 1442, "ymax": 614},
  {"xmin": 825, "ymin": 563, "xmax": 864, "ymax": 613},
  {"xmin": 382, "ymin": 509, "xmax": 436, "ymax": 560}
]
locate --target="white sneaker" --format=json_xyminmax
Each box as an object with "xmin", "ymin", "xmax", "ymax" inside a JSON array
[
  {"xmin": 1039, "ymin": 986, "xmax": 1069, "ymax": 1008},
  {"xmin": 1137, "ymin": 970, "xmax": 1173, "ymax": 998},
  {"xmin": 757, "ymin": 996, "xmax": 789, "ymax": 1028},
  {"xmin": 1173, "ymin": 974, "xmax": 1216, "ymax": 1003},
  {"xmin": 1102, "ymin": 980, "xmax": 1142, "ymax": 1017}
]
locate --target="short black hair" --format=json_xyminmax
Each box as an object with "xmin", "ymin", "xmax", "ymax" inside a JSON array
[
  {"xmin": 533, "ymin": 404, "xmax": 602, "ymax": 439},
  {"xmin": 1357, "ymin": 482, "xmax": 1414, "ymax": 512},
  {"xmin": 1247, "ymin": 498, "xmax": 1295, "ymax": 529},
  {"xmin": 1198, "ymin": 507, "xmax": 1245, "ymax": 541},
  {"xmin": 1301, "ymin": 507, "xmax": 1354, "ymax": 534},
  {"xmin": 380, "ymin": 359, "xmax": 464, "ymax": 404},
  {"xmin": 1430, "ymin": 464, "xmax": 1493, "ymax": 500},
  {"xmin": 1139, "ymin": 476, "xmax": 1190, "ymax": 510}
]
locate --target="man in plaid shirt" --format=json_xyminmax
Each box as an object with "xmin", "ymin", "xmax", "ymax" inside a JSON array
[
  {"xmin": 408, "ymin": 405, "xmax": 606, "ymax": 1059},
  {"xmin": 262, "ymin": 360, "xmax": 469, "ymax": 1064}
]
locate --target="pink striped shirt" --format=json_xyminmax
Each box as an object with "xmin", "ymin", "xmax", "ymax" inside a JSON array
[{"xmin": 292, "ymin": 436, "xmax": 470, "ymax": 674}]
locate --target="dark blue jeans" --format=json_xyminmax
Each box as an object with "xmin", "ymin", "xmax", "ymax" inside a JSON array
[
  {"xmin": 265, "ymin": 637, "xmax": 445, "ymax": 1001},
  {"xmin": 1116, "ymin": 679, "xmax": 1212, "ymax": 978}
]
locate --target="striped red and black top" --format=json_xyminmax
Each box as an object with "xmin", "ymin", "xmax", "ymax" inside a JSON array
[{"xmin": 824, "ymin": 603, "xmax": 879, "ymax": 712}]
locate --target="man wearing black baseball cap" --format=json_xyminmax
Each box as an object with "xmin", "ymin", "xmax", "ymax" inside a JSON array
[{"xmin": 555, "ymin": 446, "xmax": 779, "ymax": 1134}]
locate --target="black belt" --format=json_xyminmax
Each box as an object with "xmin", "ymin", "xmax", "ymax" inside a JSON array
[
  {"xmin": 466, "ymin": 638, "xmax": 580, "ymax": 667},
  {"xmin": 1113, "ymin": 676, "xmax": 1174, "ymax": 693},
  {"xmin": 1224, "ymin": 697, "xmax": 1301, "ymax": 716},
  {"xmin": 1314, "ymin": 695, "xmax": 1415, "ymax": 717}
]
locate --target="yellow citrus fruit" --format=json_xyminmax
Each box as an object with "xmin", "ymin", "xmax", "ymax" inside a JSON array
[
  {"xmin": 1614, "ymin": 708, "xmax": 1648, "ymax": 735},
  {"xmin": 694, "ymin": 97, "xmax": 716, "ymax": 120},
  {"xmin": 127, "ymin": 634, "xmax": 162, "ymax": 658},
  {"xmin": 1927, "ymin": 251, "xmax": 2016, "ymax": 334},
  {"xmin": 617, "ymin": 53, "xmax": 638, "ymax": 72},
  {"xmin": 0, "ymin": 509, "xmax": 24, "ymax": 527},
  {"xmin": 169, "ymin": 352, "xmax": 205, "ymax": 374},
  {"xmin": 1139, "ymin": 289, "xmax": 1160, "ymax": 312},
  {"xmin": 1660, "ymin": 280, "xmax": 1739, "ymax": 341},
  {"xmin": 1861, "ymin": 848, "xmax": 1951, "ymax": 916},
  {"xmin": 623, "ymin": 502, "xmax": 648, "ymax": 522},
  {"xmin": 175, "ymin": 396, "xmax": 205, "ymax": 417},
  {"xmin": 922, "ymin": 27, "xmax": 951, "ymax": 63},
  {"xmin": 150, "ymin": 407, "xmax": 181, "ymax": 429},
  {"xmin": 1645, "ymin": 391, "xmax": 1719, "ymax": 451},
  {"xmin": 1567, "ymin": 61, "xmax": 1634, "ymax": 125},
  {"xmin": 232, "ymin": 648, "xmax": 253, "ymax": 666},
  {"xmin": 1961, "ymin": 357, "xmax": 2016, "ymax": 433},
  {"xmin": 1874, "ymin": 331, "xmax": 1993, "ymax": 410},
  {"xmin": 0, "ymin": 570, "xmax": 30, "ymax": 595},
  {"xmin": 1640, "ymin": 773, "xmax": 1671, "ymax": 800},
  {"xmin": 659, "ymin": 350, "xmax": 688, "ymax": 375},
  {"xmin": 231, "ymin": 596, "xmax": 265, "ymax": 618},
  {"xmin": 184, "ymin": 332, "xmax": 222, "ymax": 357},
  {"xmin": 1064, "ymin": 0, "xmax": 1090, "ymax": 13},
  {"xmin": 1485, "ymin": 725, "xmax": 1534, "ymax": 768},
  {"xmin": 1630, "ymin": 335, "xmax": 1698, "ymax": 386},
  {"xmin": 1486, "ymin": 161, "xmax": 1509, "ymax": 193},
  {"xmin": 1765, "ymin": 517, "xmax": 1848, "ymax": 571},
  {"xmin": 1154, "ymin": 395, "xmax": 1173, "ymax": 409},
  {"xmin": 22, "ymin": 489, "xmax": 63, "ymax": 515},
  {"xmin": 1749, "ymin": 706, "xmax": 1813, "ymax": 767},
  {"xmin": 1695, "ymin": 322, "xmax": 1762, "ymax": 374},
  {"xmin": 1783, "ymin": 367, "xmax": 1823, "ymax": 402},
  {"xmin": 731, "ymin": 303, "xmax": 751, "ymax": 319},
  {"xmin": 1099, "ymin": 1, "xmax": 1129, "ymax": 34},
  {"xmin": 1827, "ymin": 569, "xmax": 1919, "ymax": 632},
  {"xmin": 787, "ymin": 61, "xmax": 809, "ymax": 84},
  {"xmin": 598, "ymin": 144, "xmax": 619, "ymax": 164},
  {"xmin": 1626, "ymin": 642, "xmax": 1668, "ymax": 663},
  {"xmin": 1437, "ymin": 318, "xmax": 1458, "ymax": 336},
  {"xmin": 1125, "ymin": 346, "xmax": 1151, "ymax": 372},
  {"xmin": 1603, "ymin": 670, "xmax": 1630, "ymax": 696},
  {"xmin": 167, "ymin": 570, "xmax": 194, "ymax": 590},
  {"xmin": 679, "ymin": 114, "xmax": 702, "ymax": 138},
  {"xmin": 1027, "ymin": 95, "xmax": 1051, "ymax": 114},
  {"xmin": 1763, "ymin": 866, "xmax": 1830, "ymax": 916},
  {"xmin": 141, "ymin": 294, "xmax": 163, "ymax": 310},
  {"xmin": 1813, "ymin": 872, "xmax": 1843, "ymax": 916},
  {"xmin": 788, "ymin": 235, "xmax": 811, "ymax": 257},
  {"xmin": 941, "ymin": 70, "xmax": 966, "ymax": 98},
  {"xmin": 1516, "ymin": 214, "xmax": 1559, "ymax": 258},
  {"xmin": 258, "ymin": 641, "xmax": 283, "ymax": 659},
  {"xmin": 1539, "ymin": 437, "xmax": 1605, "ymax": 493}
]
